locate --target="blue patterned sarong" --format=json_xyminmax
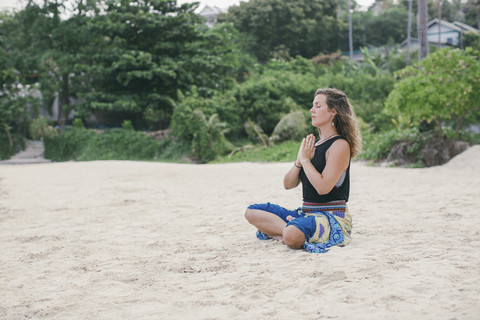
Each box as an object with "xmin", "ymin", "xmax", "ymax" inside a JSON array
[
  {"xmin": 253, "ymin": 201, "xmax": 352, "ymax": 253},
  {"xmin": 302, "ymin": 212, "xmax": 345, "ymax": 253}
]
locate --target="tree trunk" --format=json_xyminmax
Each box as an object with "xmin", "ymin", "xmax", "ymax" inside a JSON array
[
  {"xmin": 59, "ymin": 73, "xmax": 69, "ymax": 134},
  {"xmin": 348, "ymin": 0, "xmax": 353, "ymax": 66},
  {"xmin": 418, "ymin": 0, "xmax": 429, "ymax": 61},
  {"xmin": 4, "ymin": 127, "xmax": 13, "ymax": 147},
  {"xmin": 406, "ymin": 0, "xmax": 413, "ymax": 66},
  {"xmin": 455, "ymin": 116, "xmax": 463, "ymax": 136},
  {"xmin": 477, "ymin": 6, "xmax": 480, "ymax": 45},
  {"xmin": 435, "ymin": 114, "xmax": 443, "ymax": 138},
  {"xmin": 438, "ymin": 0, "xmax": 442, "ymax": 48}
]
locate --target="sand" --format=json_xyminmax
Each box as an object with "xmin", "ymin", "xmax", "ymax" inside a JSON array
[{"xmin": 1, "ymin": 146, "xmax": 479, "ymax": 319}]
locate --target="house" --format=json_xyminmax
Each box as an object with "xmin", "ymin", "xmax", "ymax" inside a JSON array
[
  {"xmin": 427, "ymin": 18, "xmax": 479, "ymax": 47},
  {"xmin": 198, "ymin": 5, "xmax": 227, "ymax": 28}
]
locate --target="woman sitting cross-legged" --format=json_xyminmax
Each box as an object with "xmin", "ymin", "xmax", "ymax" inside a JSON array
[{"xmin": 245, "ymin": 88, "xmax": 362, "ymax": 253}]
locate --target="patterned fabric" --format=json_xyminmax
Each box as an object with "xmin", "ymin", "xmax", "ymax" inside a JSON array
[
  {"xmin": 303, "ymin": 212, "xmax": 346, "ymax": 253},
  {"xmin": 256, "ymin": 230, "xmax": 272, "ymax": 240},
  {"xmin": 301, "ymin": 201, "xmax": 352, "ymax": 253},
  {"xmin": 302, "ymin": 200, "xmax": 347, "ymax": 213},
  {"xmin": 254, "ymin": 201, "xmax": 352, "ymax": 253}
]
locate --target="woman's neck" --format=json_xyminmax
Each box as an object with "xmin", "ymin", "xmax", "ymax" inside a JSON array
[{"xmin": 318, "ymin": 128, "xmax": 338, "ymax": 140}]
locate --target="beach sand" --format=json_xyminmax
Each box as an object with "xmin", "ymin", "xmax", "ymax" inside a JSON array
[{"xmin": 1, "ymin": 146, "xmax": 479, "ymax": 319}]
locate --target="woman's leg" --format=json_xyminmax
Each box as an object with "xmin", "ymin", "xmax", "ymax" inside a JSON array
[
  {"xmin": 245, "ymin": 203, "xmax": 299, "ymax": 237},
  {"xmin": 245, "ymin": 208, "xmax": 287, "ymax": 236},
  {"xmin": 245, "ymin": 209, "xmax": 306, "ymax": 248},
  {"xmin": 282, "ymin": 225, "xmax": 306, "ymax": 249}
]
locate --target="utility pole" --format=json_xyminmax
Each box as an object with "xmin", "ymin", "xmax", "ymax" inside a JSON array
[
  {"xmin": 406, "ymin": 0, "xmax": 413, "ymax": 66},
  {"xmin": 438, "ymin": 0, "xmax": 443, "ymax": 48},
  {"xmin": 418, "ymin": 0, "xmax": 429, "ymax": 61},
  {"xmin": 348, "ymin": 0, "xmax": 353, "ymax": 66}
]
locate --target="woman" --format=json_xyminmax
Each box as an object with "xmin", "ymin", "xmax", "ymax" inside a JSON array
[{"xmin": 245, "ymin": 88, "xmax": 361, "ymax": 253}]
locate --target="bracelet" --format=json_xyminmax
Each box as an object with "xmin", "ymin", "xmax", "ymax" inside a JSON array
[{"xmin": 294, "ymin": 162, "xmax": 302, "ymax": 168}]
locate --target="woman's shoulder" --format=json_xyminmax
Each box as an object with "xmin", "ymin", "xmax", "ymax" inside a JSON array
[
  {"xmin": 332, "ymin": 136, "xmax": 349, "ymax": 145},
  {"xmin": 329, "ymin": 137, "xmax": 351, "ymax": 157}
]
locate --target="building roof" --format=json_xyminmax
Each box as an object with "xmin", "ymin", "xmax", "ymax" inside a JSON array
[
  {"xmin": 453, "ymin": 21, "xmax": 479, "ymax": 33},
  {"xmin": 427, "ymin": 18, "xmax": 463, "ymax": 33},
  {"xmin": 199, "ymin": 5, "xmax": 227, "ymax": 17}
]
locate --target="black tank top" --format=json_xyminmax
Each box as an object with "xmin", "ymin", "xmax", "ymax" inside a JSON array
[{"xmin": 299, "ymin": 136, "xmax": 350, "ymax": 203}]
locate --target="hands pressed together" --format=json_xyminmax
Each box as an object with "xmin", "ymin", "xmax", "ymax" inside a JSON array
[{"xmin": 295, "ymin": 134, "xmax": 316, "ymax": 168}]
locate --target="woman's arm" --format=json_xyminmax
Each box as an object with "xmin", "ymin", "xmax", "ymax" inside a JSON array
[
  {"xmin": 283, "ymin": 161, "xmax": 302, "ymax": 189},
  {"xmin": 300, "ymin": 139, "xmax": 350, "ymax": 195},
  {"xmin": 284, "ymin": 135, "xmax": 315, "ymax": 190}
]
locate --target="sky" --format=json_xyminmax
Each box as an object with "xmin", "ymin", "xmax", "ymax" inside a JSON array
[{"xmin": 1, "ymin": 0, "xmax": 376, "ymax": 12}]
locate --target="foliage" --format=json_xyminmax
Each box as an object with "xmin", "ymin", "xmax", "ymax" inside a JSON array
[
  {"xmin": 73, "ymin": 118, "xmax": 84, "ymax": 128},
  {"xmin": 122, "ymin": 120, "xmax": 134, "ymax": 131},
  {"xmin": 43, "ymin": 127, "xmax": 164, "ymax": 161},
  {"xmin": 0, "ymin": 12, "xmax": 40, "ymax": 139},
  {"xmin": 213, "ymin": 140, "xmax": 299, "ymax": 163},
  {"xmin": 192, "ymin": 23, "xmax": 257, "ymax": 94},
  {"xmin": 155, "ymin": 139, "xmax": 193, "ymax": 163},
  {"xmin": 341, "ymin": 7, "xmax": 411, "ymax": 51},
  {"xmin": 29, "ymin": 117, "xmax": 58, "ymax": 140},
  {"xmin": 464, "ymin": 32, "xmax": 480, "ymax": 50},
  {"xmin": 69, "ymin": 0, "xmax": 248, "ymax": 130},
  {"xmin": 220, "ymin": 0, "xmax": 340, "ymax": 62},
  {"xmin": 316, "ymin": 51, "xmax": 396, "ymax": 131},
  {"xmin": 465, "ymin": 0, "xmax": 480, "ymax": 31},
  {"xmin": 244, "ymin": 119, "xmax": 270, "ymax": 147},
  {"xmin": 230, "ymin": 65, "xmax": 319, "ymax": 136},
  {"xmin": 0, "ymin": 84, "xmax": 37, "ymax": 140},
  {"xmin": 190, "ymin": 111, "xmax": 233, "ymax": 163},
  {"xmin": 171, "ymin": 91, "xmax": 233, "ymax": 162},
  {"xmin": 427, "ymin": 0, "xmax": 466, "ymax": 23},
  {"xmin": 0, "ymin": 132, "xmax": 25, "ymax": 160},
  {"xmin": 271, "ymin": 110, "xmax": 311, "ymax": 143},
  {"xmin": 359, "ymin": 127, "xmax": 423, "ymax": 161},
  {"xmin": 386, "ymin": 47, "xmax": 480, "ymax": 137}
]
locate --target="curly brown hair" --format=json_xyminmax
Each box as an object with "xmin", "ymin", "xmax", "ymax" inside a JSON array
[{"xmin": 315, "ymin": 88, "xmax": 362, "ymax": 158}]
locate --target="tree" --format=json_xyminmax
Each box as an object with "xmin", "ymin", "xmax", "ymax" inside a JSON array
[
  {"xmin": 39, "ymin": 1, "xmax": 95, "ymax": 133},
  {"xmin": 0, "ymin": 1, "xmax": 96, "ymax": 134},
  {"xmin": 464, "ymin": 0, "xmax": 480, "ymax": 45},
  {"xmin": 343, "ymin": 7, "xmax": 410, "ymax": 50},
  {"xmin": 170, "ymin": 90, "xmax": 232, "ymax": 162},
  {"xmin": 0, "ymin": 10, "xmax": 43, "ymax": 141},
  {"xmin": 219, "ymin": 0, "xmax": 340, "ymax": 62},
  {"xmin": 386, "ymin": 48, "xmax": 480, "ymax": 137},
  {"xmin": 73, "ymin": 0, "xmax": 242, "ymax": 130}
]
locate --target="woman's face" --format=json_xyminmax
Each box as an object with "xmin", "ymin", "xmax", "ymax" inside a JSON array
[{"xmin": 310, "ymin": 94, "xmax": 336, "ymax": 127}]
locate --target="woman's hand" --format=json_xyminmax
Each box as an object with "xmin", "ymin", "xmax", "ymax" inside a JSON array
[{"xmin": 297, "ymin": 134, "xmax": 316, "ymax": 164}]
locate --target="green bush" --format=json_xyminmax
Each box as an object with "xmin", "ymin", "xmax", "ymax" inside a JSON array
[
  {"xmin": 43, "ymin": 127, "xmax": 165, "ymax": 162},
  {"xmin": 29, "ymin": 118, "xmax": 58, "ymax": 140},
  {"xmin": 122, "ymin": 120, "xmax": 134, "ymax": 131},
  {"xmin": 0, "ymin": 132, "xmax": 25, "ymax": 160},
  {"xmin": 171, "ymin": 97, "xmax": 233, "ymax": 162},
  {"xmin": 73, "ymin": 118, "xmax": 84, "ymax": 128},
  {"xmin": 385, "ymin": 48, "xmax": 480, "ymax": 137},
  {"xmin": 156, "ymin": 139, "xmax": 193, "ymax": 162},
  {"xmin": 214, "ymin": 140, "xmax": 299, "ymax": 163},
  {"xmin": 322, "ymin": 68, "xmax": 395, "ymax": 131},
  {"xmin": 43, "ymin": 127, "xmax": 97, "ymax": 161},
  {"xmin": 231, "ymin": 68, "xmax": 319, "ymax": 136},
  {"xmin": 271, "ymin": 110, "xmax": 311, "ymax": 143},
  {"xmin": 358, "ymin": 127, "xmax": 423, "ymax": 161}
]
